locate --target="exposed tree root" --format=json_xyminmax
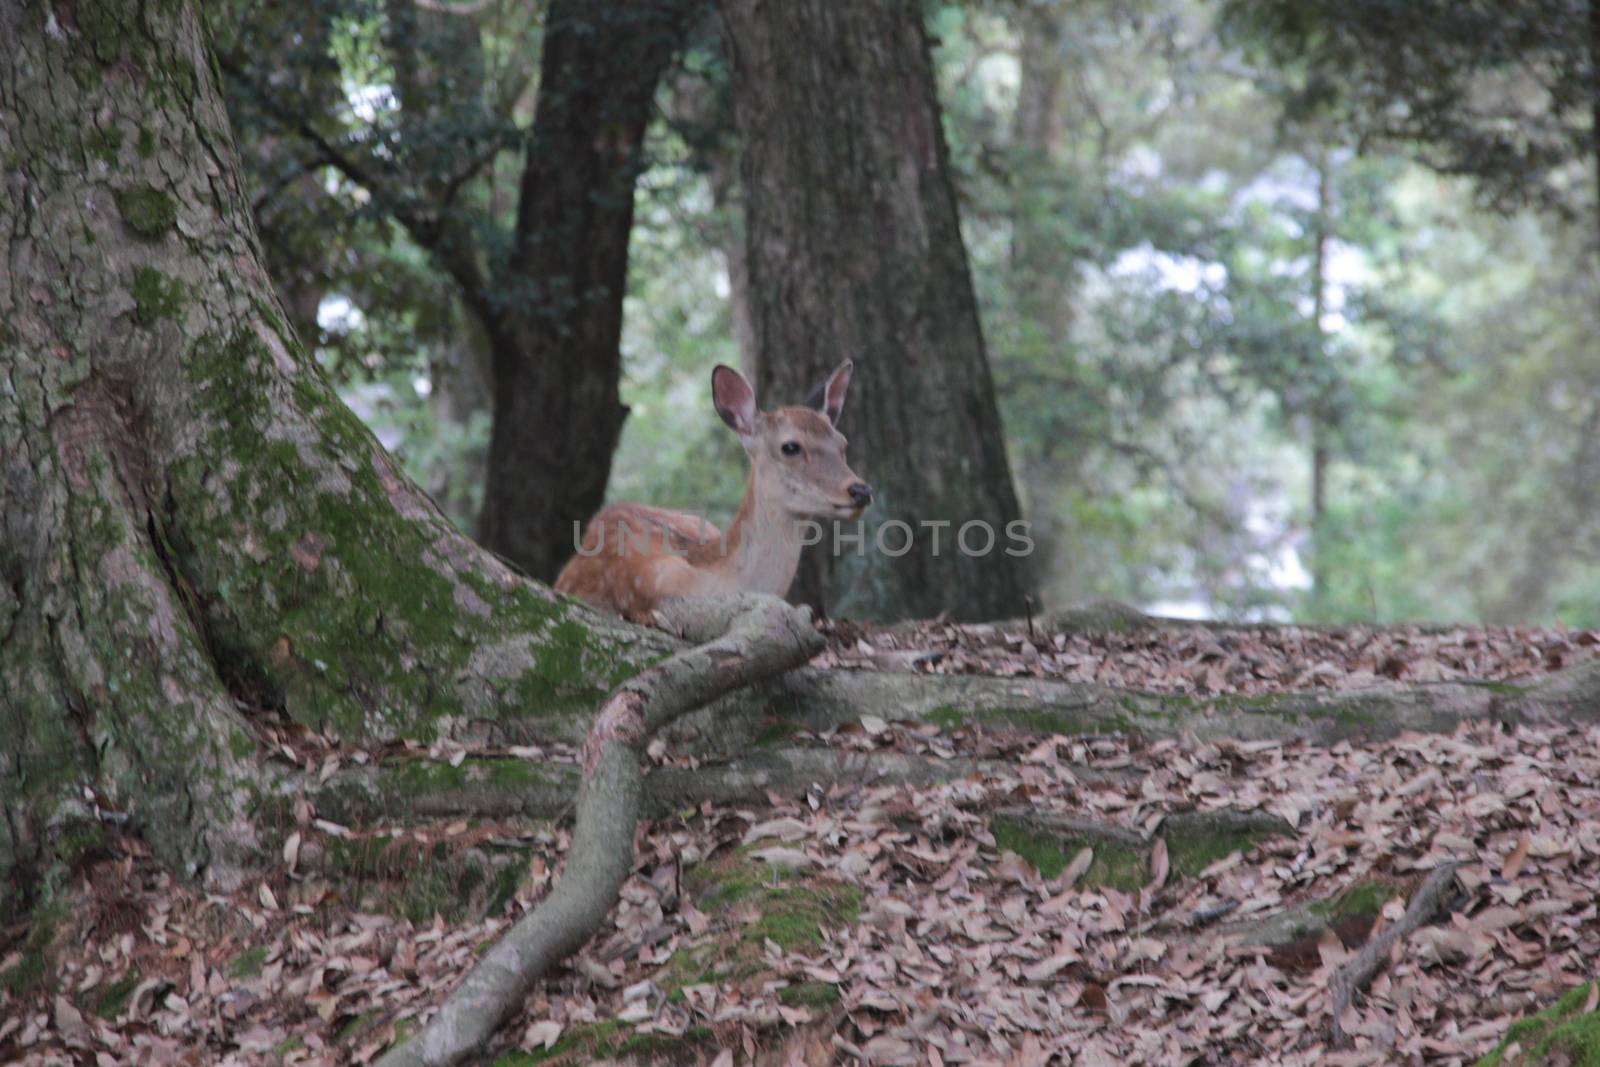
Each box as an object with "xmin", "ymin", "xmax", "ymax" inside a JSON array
[
  {"xmin": 1328, "ymin": 862, "xmax": 1463, "ymax": 1048},
  {"xmin": 510, "ymin": 645, "xmax": 1600, "ymax": 758},
  {"xmin": 374, "ymin": 594, "xmax": 821, "ymax": 1067},
  {"xmin": 316, "ymin": 746, "xmax": 1135, "ymax": 826}
]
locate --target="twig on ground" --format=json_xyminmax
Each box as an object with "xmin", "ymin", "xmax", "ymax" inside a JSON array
[{"xmin": 1328, "ymin": 862, "xmax": 1462, "ymax": 1048}]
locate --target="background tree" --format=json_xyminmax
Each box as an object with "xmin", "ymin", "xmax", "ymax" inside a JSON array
[
  {"xmin": 220, "ymin": 0, "xmax": 704, "ymax": 581},
  {"xmin": 1218, "ymin": 0, "xmax": 1600, "ymax": 232},
  {"xmin": 1217, "ymin": 0, "xmax": 1600, "ymax": 620},
  {"xmin": 720, "ymin": 0, "xmax": 1033, "ymax": 622}
]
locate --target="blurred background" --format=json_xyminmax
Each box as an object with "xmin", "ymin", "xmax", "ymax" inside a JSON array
[{"xmin": 216, "ymin": 0, "xmax": 1600, "ymax": 624}]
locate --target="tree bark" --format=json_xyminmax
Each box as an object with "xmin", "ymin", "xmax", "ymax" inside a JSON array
[
  {"xmin": 1590, "ymin": 0, "xmax": 1600, "ymax": 253},
  {"xmin": 721, "ymin": 0, "xmax": 1033, "ymax": 623},
  {"xmin": 426, "ymin": 311, "xmax": 494, "ymax": 530},
  {"xmin": 0, "ymin": 0, "xmax": 680, "ymax": 921}
]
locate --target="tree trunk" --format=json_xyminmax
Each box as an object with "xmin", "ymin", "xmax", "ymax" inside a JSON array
[
  {"xmin": 477, "ymin": 0, "xmax": 702, "ymax": 582},
  {"xmin": 1010, "ymin": 1, "xmax": 1075, "ymax": 343},
  {"xmin": 1591, "ymin": 0, "xmax": 1600, "ymax": 253},
  {"xmin": 1308, "ymin": 150, "xmax": 1332, "ymax": 599},
  {"xmin": 721, "ymin": 0, "xmax": 1033, "ymax": 623},
  {"xmin": 427, "ymin": 310, "xmax": 494, "ymax": 530},
  {"xmin": 710, "ymin": 154, "xmax": 759, "ymax": 379},
  {"xmin": 663, "ymin": 61, "xmax": 759, "ymax": 377},
  {"xmin": 0, "ymin": 0, "xmax": 676, "ymax": 921}
]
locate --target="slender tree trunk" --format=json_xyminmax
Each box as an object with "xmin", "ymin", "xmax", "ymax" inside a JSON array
[
  {"xmin": 663, "ymin": 61, "xmax": 758, "ymax": 377},
  {"xmin": 0, "ymin": 0, "xmax": 674, "ymax": 921},
  {"xmin": 1590, "ymin": 0, "xmax": 1600, "ymax": 251},
  {"xmin": 1011, "ymin": 2, "xmax": 1075, "ymax": 343},
  {"xmin": 721, "ymin": 0, "xmax": 1032, "ymax": 622},
  {"xmin": 1308, "ymin": 150, "xmax": 1332, "ymax": 599},
  {"xmin": 478, "ymin": 0, "xmax": 702, "ymax": 582},
  {"xmin": 709, "ymin": 158, "xmax": 759, "ymax": 378},
  {"xmin": 223, "ymin": 2, "xmax": 341, "ymax": 352},
  {"xmin": 427, "ymin": 310, "xmax": 495, "ymax": 529}
]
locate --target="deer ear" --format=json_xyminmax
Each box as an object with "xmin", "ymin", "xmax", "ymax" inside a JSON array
[
  {"xmin": 804, "ymin": 360, "xmax": 854, "ymax": 425},
  {"xmin": 711, "ymin": 364, "xmax": 758, "ymax": 436}
]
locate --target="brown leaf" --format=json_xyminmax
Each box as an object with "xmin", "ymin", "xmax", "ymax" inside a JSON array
[{"xmin": 1500, "ymin": 832, "xmax": 1531, "ymax": 880}]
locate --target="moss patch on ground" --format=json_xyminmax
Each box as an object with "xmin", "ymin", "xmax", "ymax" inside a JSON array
[
  {"xmin": 1474, "ymin": 980, "xmax": 1600, "ymax": 1067},
  {"xmin": 991, "ymin": 815, "xmax": 1148, "ymax": 890},
  {"xmin": 228, "ymin": 945, "xmax": 269, "ymax": 979},
  {"xmin": 1161, "ymin": 812, "xmax": 1292, "ymax": 878},
  {"xmin": 0, "ymin": 904, "xmax": 62, "ymax": 995},
  {"xmin": 498, "ymin": 850, "xmax": 861, "ymax": 1063},
  {"xmin": 311, "ymin": 828, "xmax": 531, "ymax": 925},
  {"xmin": 991, "ymin": 809, "xmax": 1291, "ymax": 891},
  {"xmin": 1306, "ymin": 878, "xmax": 1401, "ymax": 922},
  {"xmin": 89, "ymin": 968, "xmax": 142, "ymax": 1018},
  {"xmin": 488, "ymin": 1019, "xmax": 716, "ymax": 1065}
]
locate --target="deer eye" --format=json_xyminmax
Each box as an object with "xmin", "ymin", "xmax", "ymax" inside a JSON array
[{"xmin": 780, "ymin": 441, "xmax": 802, "ymax": 457}]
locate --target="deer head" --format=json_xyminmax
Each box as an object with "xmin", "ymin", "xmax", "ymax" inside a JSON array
[{"xmin": 711, "ymin": 361, "xmax": 872, "ymax": 520}]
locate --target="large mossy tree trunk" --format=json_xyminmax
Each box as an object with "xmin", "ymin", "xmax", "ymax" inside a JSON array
[
  {"xmin": 721, "ymin": 0, "xmax": 1033, "ymax": 623},
  {"xmin": 0, "ymin": 0, "xmax": 677, "ymax": 922}
]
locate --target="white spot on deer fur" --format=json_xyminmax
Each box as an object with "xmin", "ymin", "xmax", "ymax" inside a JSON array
[{"xmin": 45, "ymin": 12, "xmax": 64, "ymax": 38}]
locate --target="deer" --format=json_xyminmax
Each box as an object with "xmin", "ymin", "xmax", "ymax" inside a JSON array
[{"xmin": 554, "ymin": 361, "xmax": 872, "ymax": 624}]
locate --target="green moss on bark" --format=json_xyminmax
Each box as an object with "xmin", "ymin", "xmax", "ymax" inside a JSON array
[
  {"xmin": 131, "ymin": 267, "xmax": 184, "ymax": 323},
  {"xmin": 89, "ymin": 124, "xmax": 124, "ymax": 165},
  {"xmin": 162, "ymin": 324, "xmax": 630, "ymax": 741},
  {"xmin": 115, "ymin": 186, "xmax": 178, "ymax": 238}
]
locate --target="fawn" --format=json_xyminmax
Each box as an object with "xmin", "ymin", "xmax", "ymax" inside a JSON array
[{"xmin": 554, "ymin": 362, "xmax": 872, "ymax": 623}]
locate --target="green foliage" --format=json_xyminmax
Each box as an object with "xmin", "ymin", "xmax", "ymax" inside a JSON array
[{"xmin": 1218, "ymin": 0, "xmax": 1597, "ymax": 218}]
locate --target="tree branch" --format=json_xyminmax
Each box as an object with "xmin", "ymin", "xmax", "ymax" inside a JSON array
[{"xmin": 218, "ymin": 53, "xmax": 500, "ymax": 329}]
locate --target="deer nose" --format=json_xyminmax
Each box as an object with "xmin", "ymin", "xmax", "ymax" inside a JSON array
[{"xmin": 848, "ymin": 482, "xmax": 873, "ymax": 508}]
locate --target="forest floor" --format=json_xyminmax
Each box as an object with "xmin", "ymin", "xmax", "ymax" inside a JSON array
[{"xmin": 4, "ymin": 622, "xmax": 1600, "ymax": 1066}]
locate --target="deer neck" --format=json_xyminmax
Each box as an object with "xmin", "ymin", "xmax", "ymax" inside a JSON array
[{"xmin": 711, "ymin": 468, "xmax": 805, "ymax": 597}]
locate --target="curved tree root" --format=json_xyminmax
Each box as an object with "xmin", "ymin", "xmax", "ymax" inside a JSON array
[
  {"xmin": 374, "ymin": 594, "xmax": 822, "ymax": 1067},
  {"xmin": 1328, "ymin": 862, "xmax": 1462, "ymax": 1048}
]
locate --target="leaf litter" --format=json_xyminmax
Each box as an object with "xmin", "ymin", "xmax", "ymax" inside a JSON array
[
  {"xmin": 820, "ymin": 618, "xmax": 1600, "ymax": 694},
  {"xmin": 4, "ymin": 633, "xmax": 1600, "ymax": 1065}
]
